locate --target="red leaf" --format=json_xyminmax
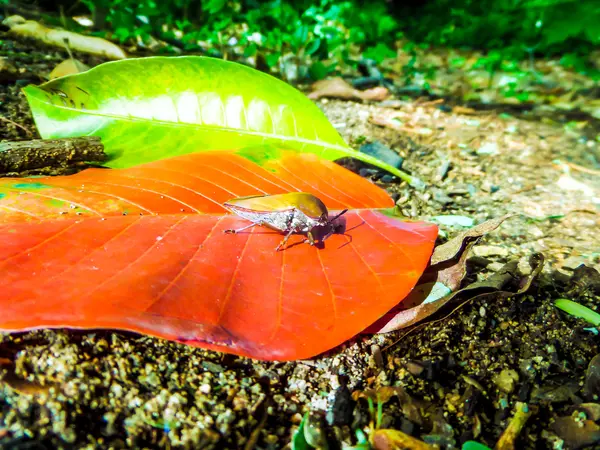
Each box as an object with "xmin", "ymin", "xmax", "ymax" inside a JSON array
[
  {"xmin": 0, "ymin": 151, "xmax": 393, "ymax": 222},
  {"xmin": 1, "ymin": 150, "xmax": 437, "ymax": 360},
  {"xmin": 0, "ymin": 211, "xmax": 437, "ymax": 360}
]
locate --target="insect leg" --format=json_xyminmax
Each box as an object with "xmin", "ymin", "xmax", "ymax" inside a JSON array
[
  {"xmin": 285, "ymin": 209, "xmax": 297, "ymax": 228},
  {"xmin": 306, "ymin": 231, "xmax": 315, "ymax": 246},
  {"xmin": 224, "ymin": 222, "xmax": 262, "ymax": 234},
  {"xmin": 275, "ymin": 228, "xmax": 296, "ymax": 251}
]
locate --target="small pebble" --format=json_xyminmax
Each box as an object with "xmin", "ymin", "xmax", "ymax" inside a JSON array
[
  {"xmin": 472, "ymin": 245, "xmax": 509, "ymax": 258},
  {"xmin": 493, "ymin": 369, "xmax": 519, "ymax": 394}
]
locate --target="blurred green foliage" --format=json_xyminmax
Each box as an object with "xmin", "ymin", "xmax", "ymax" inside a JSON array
[
  {"xmin": 397, "ymin": 0, "xmax": 599, "ymax": 56},
  {"xmin": 77, "ymin": 0, "xmax": 402, "ymax": 78},
  {"xmin": 73, "ymin": 0, "xmax": 598, "ymax": 80}
]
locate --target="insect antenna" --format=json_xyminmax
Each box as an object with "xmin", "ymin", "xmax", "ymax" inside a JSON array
[{"xmin": 329, "ymin": 209, "xmax": 348, "ymax": 223}]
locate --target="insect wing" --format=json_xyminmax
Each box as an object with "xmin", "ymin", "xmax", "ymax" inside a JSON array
[
  {"xmin": 228, "ymin": 208, "xmax": 290, "ymax": 232},
  {"xmin": 224, "ymin": 193, "xmax": 327, "ymax": 220},
  {"xmin": 291, "ymin": 193, "xmax": 328, "ymax": 220}
]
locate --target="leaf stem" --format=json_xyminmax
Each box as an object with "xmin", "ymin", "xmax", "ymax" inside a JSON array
[{"xmin": 352, "ymin": 152, "xmax": 426, "ymax": 190}]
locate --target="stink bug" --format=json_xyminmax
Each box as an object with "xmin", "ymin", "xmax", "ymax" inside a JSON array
[{"xmin": 223, "ymin": 192, "xmax": 348, "ymax": 251}]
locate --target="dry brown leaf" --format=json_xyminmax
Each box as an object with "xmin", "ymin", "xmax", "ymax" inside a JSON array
[
  {"xmin": 3, "ymin": 15, "xmax": 126, "ymax": 60},
  {"xmin": 2, "ymin": 373, "xmax": 55, "ymax": 396},
  {"xmin": 370, "ymin": 113, "xmax": 403, "ymax": 128},
  {"xmin": 308, "ymin": 77, "xmax": 389, "ymax": 101},
  {"xmin": 353, "ymin": 386, "xmax": 445, "ymax": 432},
  {"xmin": 373, "ymin": 253, "xmax": 544, "ymax": 334},
  {"xmin": 431, "ymin": 214, "xmax": 514, "ymax": 265},
  {"xmin": 0, "ymin": 57, "xmax": 20, "ymax": 82},
  {"xmin": 368, "ymin": 216, "xmax": 514, "ymax": 334},
  {"xmin": 369, "ymin": 112, "xmax": 433, "ymax": 135},
  {"xmin": 369, "ymin": 213, "xmax": 541, "ymax": 334},
  {"xmin": 48, "ymin": 58, "xmax": 90, "ymax": 79},
  {"xmin": 0, "ymin": 356, "xmax": 55, "ymax": 397},
  {"xmin": 452, "ymin": 105, "xmax": 477, "ymax": 115},
  {"xmin": 373, "ymin": 429, "xmax": 436, "ymax": 450},
  {"xmin": 552, "ymin": 417, "xmax": 600, "ymax": 450}
]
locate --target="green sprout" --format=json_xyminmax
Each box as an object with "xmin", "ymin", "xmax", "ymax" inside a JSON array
[{"xmin": 555, "ymin": 299, "xmax": 600, "ymax": 326}]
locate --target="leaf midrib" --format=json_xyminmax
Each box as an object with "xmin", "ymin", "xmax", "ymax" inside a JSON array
[{"xmin": 31, "ymin": 95, "xmax": 352, "ymax": 154}]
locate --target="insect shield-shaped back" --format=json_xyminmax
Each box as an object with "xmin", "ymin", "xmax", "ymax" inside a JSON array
[{"xmin": 222, "ymin": 193, "xmax": 346, "ymax": 251}]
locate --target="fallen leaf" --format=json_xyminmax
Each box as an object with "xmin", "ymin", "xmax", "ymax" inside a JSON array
[
  {"xmin": 372, "ymin": 429, "xmax": 435, "ymax": 450},
  {"xmin": 48, "ymin": 58, "xmax": 90, "ymax": 80},
  {"xmin": 308, "ymin": 77, "xmax": 389, "ymax": 101},
  {"xmin": 0, "ymin": 211, "xmax": 437, "ymax": 361},
  {"xmin": 23, "ymin": 57, "xmax": 420, "ymax": 188},
  {"xmin": 0, "ymin": 57, "xmax": 21, "ymax": 82},
  {"xmin": 568, "ymin": 265, "xmax": 600, "ymax": 297},
  {"xmin": 369, "ymin": 240, "xmax": 474, "ymax": 334},
  {"xmin": 369, "ymin": 113, "xmax": 433, "ymax": 135},
  {"xmin": 430, "ymin": 214, "xmax": 514, "ymax": 265},
  {"xmin": 3, "ymin": 15, "xmax": 126, "ymax": 60},
  {"xmin": 0, "ymin": 149, "xmax": 394, "ymax": 223},
  {"xmin": 0, "ymin": 149, "xmax": 436, "ymax": 360},
  {"xmin": 551, "ymin": 417, "xmax": 600, "ymax": 450},
  {"xmin": 353, "ymin": 386, "xmax": 443, "ymax": 431},
  {"xmin": 584, "ymin": 354, "xmax": 600, "ymax": 400},
  {"xmin": 377, "ymin": 252, "xmax": 544, "ymax": 333},
  {"xmin": 568, "ymin": 403, "xmax": 600, "ymax": 422},
  {"xmin": 369, "ymin": 216, "xmax": 522, "ymax": 333}
]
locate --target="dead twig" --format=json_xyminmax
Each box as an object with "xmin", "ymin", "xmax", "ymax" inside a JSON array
[
  {"xmin": 495, "ymin": 402, "xmax": 536, "ymax": 450},
  {"xmin": 564, "ymin": 161, "xmax": 600, "ymax": 176},
  {"xmin": 0, "ymin": 116, "xmax": 34, "ymax": 137},
  {"xmin": 0, "ymin": 136, "xmax": 106, "ymax": 175}
]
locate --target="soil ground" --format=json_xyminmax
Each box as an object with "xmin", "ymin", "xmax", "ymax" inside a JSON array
[{"xmin": 1, "ymin": 34, "xmax": 600, "ymax": 450}]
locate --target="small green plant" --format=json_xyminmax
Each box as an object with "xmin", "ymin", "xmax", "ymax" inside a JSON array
[
  {"xmin": 555, "ymin": 298, "xmax": 600, "ymax": 326},
  {"xmin": 462, "ymin": 441, "xmax": 493, "ymax": 450}
]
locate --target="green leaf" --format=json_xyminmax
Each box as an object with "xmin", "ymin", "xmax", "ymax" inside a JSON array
[
  {"xmin": 291, "ymin": 25, "xmax": 309, "ymax": 52},
  {"xmin": 243, "ymin": 43, "xmax": 258, "ymax": 57},
  {"xmin": 291, "ymin": 413, "xmax": 312, "ymax": 450},
  {"xmin": 308, "ymin": 61, "xmax": 332, "ymax": 80},
  {"xmin": 265, "ymin": 52, "xmax": 281, "ymax": 68},
  {"xmin": 305, "ymin": 38, "xmax": 322, "ymax": 56},
  {"xmin": 203, "ymin": 0, "xmax": 227, "ymax": 14},
  {"xmin": 363, "ymin": 43, "xmax": 396, "ymax": 64},
  {"xmin": 24, "ymin": 56, "xmax": 421, "ymax": 186},
  {"xmin": 462, "ymin": 441, "xmax": 492, "ymax": 450},
  {"xmin": 555, "ymin": 299, "xmax": 600, "ymax": 326}
]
